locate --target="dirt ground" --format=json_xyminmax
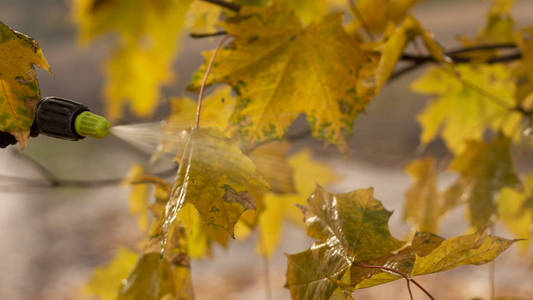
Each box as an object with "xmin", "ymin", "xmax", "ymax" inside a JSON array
[{"xmin": 1, "ymin": 1, "xmax": 533, "ymax": 299}]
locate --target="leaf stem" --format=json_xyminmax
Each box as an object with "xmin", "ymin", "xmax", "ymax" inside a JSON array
[
  {"xmin": 410, "ymin": 279, "xmax": 435, "ymax": 300},
  {"xmin": 195, "ymin": 35, "xmax": 230, "ymax": 129},
  {"xmin": 354, "ymin": 263, "xmax": 414, "ymax": 300},
  {"xmin": 354, "ymin": 263, "xmax": 435, "ymax": 300}
]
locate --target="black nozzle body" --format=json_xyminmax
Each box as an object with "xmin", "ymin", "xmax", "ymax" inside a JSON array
[{"xmin": 33, "ymin": 97, "xmax": 89, "ymax": 141}]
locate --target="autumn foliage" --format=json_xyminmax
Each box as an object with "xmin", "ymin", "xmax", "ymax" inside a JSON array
[{"xmin": 1, "ymin": 0, "xmax": 533, "ymax": 299}]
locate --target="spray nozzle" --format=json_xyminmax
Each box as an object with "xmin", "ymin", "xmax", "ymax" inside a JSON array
[
  {"xmin": 74, "ymin": 111, "xmax": 111, "ymax": 138},
  {"xmin": 33, "ymin": 97, "xmax": 111, "ymax": 141}
]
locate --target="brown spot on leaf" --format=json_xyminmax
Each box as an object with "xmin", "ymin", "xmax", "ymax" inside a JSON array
[{"xmin": 223, "ymin": 189, "xmax": 256, "ymax": 210}]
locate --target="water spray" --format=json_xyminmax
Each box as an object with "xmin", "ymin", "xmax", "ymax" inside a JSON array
[{"xmin": 0, "ymin": 97, "xmax": 111, "ymax": 148}]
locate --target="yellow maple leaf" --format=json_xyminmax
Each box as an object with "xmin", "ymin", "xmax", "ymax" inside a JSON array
[
  {"xmin": 412, "ymin": 64, "xmax": 523, "ymax": 153},
  {"xmin": 191, "ymin": 3, "xmax": 368, "ymax": 154},
  {"xmin": 160, "ymin": 127, "xmax": 268, "ymax": 252},
  {"xmin": 0, "ymin": 21, "xmax": 51, "ymax": 149},
  {"xmin": 72, "ymin": 0, "xmax": 192, "ymax": 120}
]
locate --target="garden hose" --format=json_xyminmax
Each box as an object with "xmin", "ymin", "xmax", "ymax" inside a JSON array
[{"xmin": 0, "ymin": 97, "xmax": 111, "ymax": 148}]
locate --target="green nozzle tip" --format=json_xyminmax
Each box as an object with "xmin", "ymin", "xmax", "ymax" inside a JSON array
[{"xmin": 74, "ymin": 111, "xmax": 111, "ymax": 139}]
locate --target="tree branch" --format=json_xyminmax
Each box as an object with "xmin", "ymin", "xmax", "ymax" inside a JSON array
[
  {"xmin": 0, "ymin": 165, "xmax": 178, "ymax": 191},
  {"xmin": 201, "ymin": 0, "xmax": 241, "ymax": 12},
  {"xmin": 190, "ymin": 31, "xmax": 228, "ymax": 39}
]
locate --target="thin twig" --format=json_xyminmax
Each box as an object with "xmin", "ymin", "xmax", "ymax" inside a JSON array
[
  {"xmin": 355, "ymin": 264, "xmax": 414, "ymax": 300},
  {"xmin": 190, "ymin": 31, "xmax": 227, "ymax": 39},
  {"xmin": 390, "ymin": 52, "xmax": 521, "ymax": 82},
  {"xmin": 410, "ymin": 279, "xmax": 435, "ymax": 300},
  {"xmin": 201, "ymin": 0, "xmax": 240, "ymax": 12},
  {"xmin": 0, "ymin": 165, "xmax": 177, "ymax": 190},
  {"xmin": 195, "ymin": 35, "xmax": 230, "ymax": 129}
]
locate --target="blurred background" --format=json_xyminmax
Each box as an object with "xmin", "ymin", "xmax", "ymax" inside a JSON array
[{"xmin": 1, "ymin": 0, "xmax": 533, "ymax": 299}]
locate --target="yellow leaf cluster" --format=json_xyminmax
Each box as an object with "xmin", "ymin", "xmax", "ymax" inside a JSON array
[{"xmin": 72, "ymin": 0, "xmax": 192, "ymax": 120}]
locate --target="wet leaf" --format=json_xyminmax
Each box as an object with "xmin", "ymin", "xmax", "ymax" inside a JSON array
[
  {"xmin": 0, "ymin": 21, "xmax": 51, "ymax": 149},
  {"xmin": 403, "ymin": 156, "xmax": 440, "ymax": 233},
  {"xmin": 411, "ymin": 229, "xmax": 517, "ymax": 276},
  {"xmin": 161, "ymin": 127, "xmax": 268, "ymax": 251},
  {"xmin": 286, "ymin": 186, "xmax": 405, "ymax": 299},
  {"xmin": 190, "ymin": 3, "xmax": 368, "ymax": 154},
  {"xmin": 412, "ymin": 64, "xmax": 523, "ymax": 153},
  {"xmin": 83, "ymin": 247, "xmax": 138, "ymax": 300},
  {"xmin": 287, "ymin": 187, "xmax": 517, "ymax": 299},
  {"xmin": 72, "ymin": 0, "xmax": 192, "ymax": 119},
  {"xmin": 447, "ymin": 136, "xmax": 520, "ymax": 228}
]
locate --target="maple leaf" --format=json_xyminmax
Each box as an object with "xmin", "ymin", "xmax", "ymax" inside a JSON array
[
  {"xmin": 83, "ymin": 247, "xmax": 138, "ymax": 300},
  {"xmin": 190, "ymin": 3, "xmax": 368, "ymax": 154},
  {"xmin": 286, "ymin": 186, "xmax": 405, "ymax": 299},
  {"xmin": 498, "ymin": 174, "xmax": 533, "ymax": 251},
  {"xmin": 286, "ymin": 186, "xmax": 517, "ymax": 299},
  {"xmin": 412, "ymin": 64, "xmax": 524, "ymax": 153},
  {"xmin": 0, "ymin": 21, "xmax": 51, "ymax": 149},
  {"xmin": 160, "ymin": 127, "xmax": 268, "ymax": 252},
  {"xmin": 446, "ymin": 136, "xmax": 520, "ymax": 228},
  {"xmin": 72, "ymin": 0, "xmax": 192, "ymax": 119},
  {"xmin": 411, "ymin": 229, "xmax": 517, "ymax": 276},
  {"xmin": 403, "ymin": 156, "xmax": 440, "ymax": 233}
]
